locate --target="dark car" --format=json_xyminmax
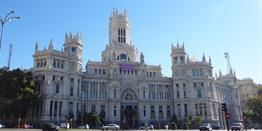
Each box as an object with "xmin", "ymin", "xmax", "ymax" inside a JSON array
[
  {"xmin": 42, "ymin": 123, "xmax": 59, "ymax": 131},
  {"xmin": 211, "ymin": 124, "xmax": 220, "ymax": 130},
  {"xmin": 199, "ymin": 123, "xmax": 212, "ymax": 131}
]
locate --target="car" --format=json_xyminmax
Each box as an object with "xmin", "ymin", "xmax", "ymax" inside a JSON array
[
  {"xmin": 199, "ymin": 123, "xmax": 212, "ymax": 131},
  {"xmin": 231, "ymin": 122, "xmax": 244, "ymax": 131},
  {"xmin": 42, "ymin": 123, "xmax": 59, "ymax": 131},
  {"xmin": 58, "ymin": 122, "xmax": 69, "ymax": 128},
  {"xmin": 27, "ymin": 124, "xmax": 34, "ymax": 128},
  {"xmin": 0, "ymin": 123, "xmax": 5, "ymax": 128},
  {"xmin": 211, "ymin": 124, "xmax": 220, "ymax": 130},
  {"xmin": 78, "ymin": 124, "xmax": 89, "ymax": 129},
  {"xmin": 101, "ymin": 123, "xmax": 120, "ymax": 130},
  {"xmin": 16, "ymin": 124, "xmax": 29, "ymax": 128},
  {"xmin": 139, "ymin": 124, "xmax": 154, "ymax": 130}
]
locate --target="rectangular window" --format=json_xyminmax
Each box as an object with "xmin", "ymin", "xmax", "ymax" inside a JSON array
[
  {"xmin": 60, "ymin": 76, "xmax": 64, "ymax": 81},
  {"xmin": 114, "ymin": 106, "xmax": 116, "ymax": 116},
  {"xmin": 184, "ymin": 104, "xmax": 188, "ymax": 115},
  {"xmin": 54, "ymin": 101, "xmax": 57, "ymax": 116},
  {"xmin": 151, "ymin": 106, "xmax": 155, "ymax": 119},
  {"xmin": 69, "ymin": 102, "xmax": 73, "ymax": 113},
  {"xmin": 59, "ymin": 101, "xmax": 62, "ymax": 116},
  {"xmin": 77, "ymin": 103, "xmax": 79, "ymax": 112},
  {"xmin": 203, "ymin": 103, "xmax": 207, "ymax": 116},
  {"xmin": 70, "ymin": 78, "xmax": 74, "ymax": 84},
  {"xmin": 91, "ymin": 104, "xmax": 96, "ymax": 113},
  {"xmin": 195, "ymin": 104, "xmax": 198, "ymax": 115},
  {"xmin": 143, "ymin": 106, "xmax": 146, "ymax": 117},
  {"xmin": 198, "ymin": 89, "xmax": 202, "ymax": 98},
  {"xmin": 167, "ymin": 106, "xmax": 171, "ymax": 118},
  {"xmin": 199, "ymin": 104, "xmax": 203, "ymax": 115},
  {"xmin": 159, "ymin": 106, "xmax": 163, "ymax": 119},
  {"xmin": 201, "ymin": 82, "xmax": 204, "ymax": 87},
  {"xmin": 70, "ymin": 87, "xmax": 73, "ymax": 96},
  {"xmin": 83, "ymin": 104, "xmax": 86, "ymax": 113},
  {"xmin": 118, "ymin": 28, "xmax": 120, "ymax": 36},
  {"xmin": 56, "ymin": 84, "xmax": 59, "ymax": 94},
  {"xmin": 177, "ymin": 104, "xmax": 181, "ymax": 117},
  {"xmin": 100, "ymin": 105, "xmax": 105, "ymax": 119},
  {"xmin": 114, "ymin": 89, "xmax": 117, "ymax": 98},
  {"xmin": 50, "ymin": 101, "xmax": 53, "ymax": 116}
]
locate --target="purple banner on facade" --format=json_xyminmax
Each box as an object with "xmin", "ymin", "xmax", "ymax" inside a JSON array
[{"xmin": 119, "ymin": 63, "xmax": 134, "ymax": 70}]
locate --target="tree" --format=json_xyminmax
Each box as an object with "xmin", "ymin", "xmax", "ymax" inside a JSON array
[
  {"xmin": 83, "ymin": 112, "xmax": 101, "ymax": 128},
  {"xmin": 246, "ymin": 95, "xmax": 262, "ymax": 127},
  {"xmin": 183, "ymin": 116, "xmax": 190, "ymax": 129},
  {"xmin": 257, "ymin": 87, "xmax": 262, "ymax": 96},
  {"xmin": 191, "ymin": 116, "xmax": 203, "ymax": 128},
  {"xmin": 0, "ymin": 68, "xmax": 40, "ymax": 124}
]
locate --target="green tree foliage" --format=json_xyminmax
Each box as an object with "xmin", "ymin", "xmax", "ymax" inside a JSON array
[
  {"xmin": 246, "ymin": 95, "xmax": 262, "ymax": 127},
  {"xmin": 83, "ymin": 112, "xmax": 101, "ymax": 128},
  {"xmin": 191, "ymin": 116, "xmax": 203, "ymax": 128},
  {"xmin": 257, "ymin": 87, "xmax": 262, "ymax": 96},
  {"xmin": 183, "ymin": 116, "xmax": 190, "ymax": 129},
  {"xmin": 0, "ymin": 68, "xmax": 40, "ymax": 120}
]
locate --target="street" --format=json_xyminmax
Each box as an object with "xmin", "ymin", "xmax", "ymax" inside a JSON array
[{"xmin": 0, "ymin": 129, "xmax": 262, "ymax": 131}]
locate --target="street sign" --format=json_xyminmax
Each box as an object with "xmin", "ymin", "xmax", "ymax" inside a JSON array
[{"xmin": 225, "ymin": 113, "xmax": 230, "ymax": 118}]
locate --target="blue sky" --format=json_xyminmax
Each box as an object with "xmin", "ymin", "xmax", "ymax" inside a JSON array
[{"xmin": 1, "ymin": 0, "xmax": 261, "ymax": 83}]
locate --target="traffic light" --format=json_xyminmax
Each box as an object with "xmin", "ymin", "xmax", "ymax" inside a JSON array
[{"xmin": 222, "ymin": 103, "xmax": 227, "ymax": 112}]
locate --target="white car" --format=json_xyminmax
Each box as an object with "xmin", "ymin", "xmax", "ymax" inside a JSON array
[
  {"xmin": 78, "ymin": 124, "xmax": 89, "ymax": 129},
  {"xmin": 58, "ymin": 123, "xmax": 69, "ymax": 128},
  {"xmin": 231, "ymin": 122, "xmax": 244, "ymax": 131},
  {"xmin": 139, "ymin": 125, "xmax": 154, "ymax": 130},
  {"xmin": 102, "ymin": 124, "xmax": 120, "ymax": 130}
]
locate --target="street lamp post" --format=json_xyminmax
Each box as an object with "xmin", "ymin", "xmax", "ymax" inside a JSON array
[{"xmin": 0, "ymin": 10, "xmax": 20, "ymax": 51}]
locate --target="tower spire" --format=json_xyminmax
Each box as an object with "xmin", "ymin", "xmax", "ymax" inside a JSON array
[
  {"xmin": 48, "ymin": 38, "xmax": 53, "ymax": 50},
  {"xmin": 202, "ymin": 53, "xmax": 206, "ymax": 62},
  {"xmin": 109, "ymin": 8, "xmax": 130, "ymax": 45},
  {"xmin": 140, "ymin": 52, "xmax": 144, "ymax": 63},
  {"xmin": 35, "ymin": 41, "xmax": 38, "ymax": 52}
]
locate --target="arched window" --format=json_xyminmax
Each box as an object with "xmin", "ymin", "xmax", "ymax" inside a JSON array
[{"xmin": 120, "ymin": 54, "xmax": 127, "ymax": 60}]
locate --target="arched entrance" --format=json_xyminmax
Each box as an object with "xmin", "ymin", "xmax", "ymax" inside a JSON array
[{"xmin": 120, "ymin": 89, "xmax": 138, "ymax": 129}]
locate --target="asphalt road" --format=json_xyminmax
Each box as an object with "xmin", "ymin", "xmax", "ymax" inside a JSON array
[{"xmin": 0, "ymin": 129, "xmax": 261, "ymax": 131}]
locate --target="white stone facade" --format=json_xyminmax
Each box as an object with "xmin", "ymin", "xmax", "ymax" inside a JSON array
[{"xmin": 31, "ymin": 9, "xmax": 241, "ymax": 128}]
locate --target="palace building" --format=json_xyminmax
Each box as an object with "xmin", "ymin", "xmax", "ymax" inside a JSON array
[{"xmin": 31, "ymin": 9, "xmax": 241, "ymax": 128}]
